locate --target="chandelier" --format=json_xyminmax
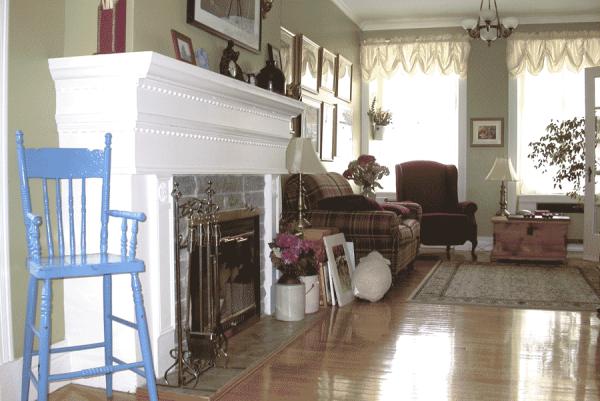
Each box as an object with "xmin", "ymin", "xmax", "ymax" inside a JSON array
[{"xmin": 461, "ymin": 0, "xmax": 518, "ymax": 46}]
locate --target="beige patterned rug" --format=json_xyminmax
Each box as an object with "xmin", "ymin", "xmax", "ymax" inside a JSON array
[{"xmin": 409, "ymin": 260, "xmax": 600, "ymax": 311}]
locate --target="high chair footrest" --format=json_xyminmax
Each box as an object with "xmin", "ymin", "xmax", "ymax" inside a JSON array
[
  {"xmin": 48, "ymin": 361, "xmax": 145, "ymax": 382},
  {"xmin": 32, "ymin": 341, "xmax": 105, "ymax": 356}
]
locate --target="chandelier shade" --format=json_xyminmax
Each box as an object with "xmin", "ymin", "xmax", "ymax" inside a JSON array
[{"xmin": 461, "ymin": 0, "xmax": 518, "ymax": 46}]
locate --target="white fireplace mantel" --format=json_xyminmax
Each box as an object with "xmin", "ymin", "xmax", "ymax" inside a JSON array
[
  {"xmin": 49, "ymin": 51, "xmax": 304, "ymax": 175},
  {"xmin": 49, "ymin": 52, "xmax": 304, "ymax": 392}
]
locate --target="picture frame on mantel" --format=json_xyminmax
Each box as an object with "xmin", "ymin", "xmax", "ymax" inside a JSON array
[
  {"xmin": 471, "ymin": 118, "xmax": 504, "ymax": 147},
  {"xmin": 187, "ymin": 0, "xmax": 261, "ymax": 53},
  {"xmin": 171, "ymin": 29, "xmax": 196, "ymax": 65}
]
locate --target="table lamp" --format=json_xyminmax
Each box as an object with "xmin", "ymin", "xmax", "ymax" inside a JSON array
[
  {"xmin": 286, "ymin": 137, "xmax": 326, "ymax": 235},
  {"xmin": 485, "ymin": 157, "xmax": 518, "ymax": 217}
]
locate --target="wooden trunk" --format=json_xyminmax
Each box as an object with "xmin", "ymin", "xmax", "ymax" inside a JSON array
[{"xmin": 491, "ymin": 216, "xmax": 570, "ymax": 263}]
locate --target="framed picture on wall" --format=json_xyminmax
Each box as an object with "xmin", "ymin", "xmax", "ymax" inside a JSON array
[
  {"xmin": 320, "ymin": 102, "xmax": 336, "ymax": 161},
  {"xmin": 335, "ymin": 55, "xmax": 352, "ymax": 102},
  {"xmin": 471, "ymin": 118, "xmax": 504, "ymax": 147},
  {"xmin": 171, "ymin": 30, "xmax": 196, "ymax": 65},
  {"xmin": 187, "ymin": 0, "xmax": 261, "ymax": 52},
  {"xmin": 280, "ymin": 27, "xmax": 296, "ymax": 89},
  {"xmin": 298, "ymin": 34, "xmax": 320, "ymax": 94},
  {"xmin": 319, "ymin": 48, "xmax": 336, "ymax": 93},
  {"xmin": 302, "ymin": 95, "xmax": 322, "ymax": 153}
]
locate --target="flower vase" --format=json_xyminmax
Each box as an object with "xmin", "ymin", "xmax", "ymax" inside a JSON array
[
  {"xmin": 299, "ymin": 274, "xmax": 320, "ymax": 314},
  {"xmin": 275, "ymin": 281, "xmax": 305, "ymax": 321},
  {"xmin": 373, "ymin": 125, "xmax": 386, "ymax": 140},
  {"xmin": 361, "ymin": 185, "xmax": 376, "ymax": 199}
]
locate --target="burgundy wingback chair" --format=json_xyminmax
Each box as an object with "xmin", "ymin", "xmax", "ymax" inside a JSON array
[{"xmin": 395, "ymin": 161, "xmax": 477, "ymax": 255}]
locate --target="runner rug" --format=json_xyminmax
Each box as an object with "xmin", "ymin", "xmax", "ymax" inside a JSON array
[{"xmin": 409, "ymin": 260, "xmax": 600, "ymax": 311}]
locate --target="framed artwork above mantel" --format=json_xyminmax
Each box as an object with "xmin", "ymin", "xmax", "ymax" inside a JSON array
[{"xmin": 187, "ymin": 0, "xmax": 262, "ymax": 53}]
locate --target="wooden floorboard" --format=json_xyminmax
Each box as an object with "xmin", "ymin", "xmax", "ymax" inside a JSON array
[{"xmin": 52, "ymin": 251, "xmax": 600, "ymax": 400}]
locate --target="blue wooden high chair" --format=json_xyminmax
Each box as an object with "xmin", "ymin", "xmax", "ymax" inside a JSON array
[{"xmin": 16, "ymin": 132, "xmax": 158, "ymax": 401}]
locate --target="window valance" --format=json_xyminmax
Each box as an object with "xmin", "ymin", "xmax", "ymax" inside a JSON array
[
  {"xmin": 360, "ymin": 34, "xmax": 471, "ymax": 81},
  {"xmin": 507, "ymin": 31, "xmax": 600, "ymax": 77}
]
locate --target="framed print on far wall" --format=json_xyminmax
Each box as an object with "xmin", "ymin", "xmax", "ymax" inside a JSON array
[
  {"xmin": 187, "ymin": 0, "xmax": 261, "ymax": 53},
  {"xmin": 171, "ymin": 29, "xmax": 196, "ymax": 65},
  {"xmin": 323, "ymin": 233, "xmax": 355, "ymax": 307},
  {"xmin": 319, "ymin": 48, "xmax": 336, "ymax": 93},
  {"xmin": 335, "ymin": 55, "xmax": 352, "ymax": 102},
  {"xmin": 302, "ymin": 95, "xmax": 322, "ymax": 154},
  {"xmin": 320, "ymin": 102, "xmax": 336, "ymax": 161},
  {"xmin": 298, "ymin": 34, "xmax": 320, "ymax": 94},
  {"xmin": 280, "ymin": 27, "xmax": 296, "ymax": 89},
  {"xmin": 471, "ymin": 118, "xmax": 504, "ymax": 147}
]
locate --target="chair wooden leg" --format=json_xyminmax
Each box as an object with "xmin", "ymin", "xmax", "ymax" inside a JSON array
[
  {"xmin": 131, "ymin": 273, "xmax": 158, "ymax": 401},
  {"xmin": 446, "ymin": 245, "xmax": 451, "ymax": 258},
  {"xmin": 37, "ymin": 279, "xmax": 52, "ymax": 401},
  {"xmin": 103, "ymin": 275, "xmax": 113, "ymax": 399},
  {"xmin": 21, "ymin": 276, "xmax": 38, "ymax": 401}
]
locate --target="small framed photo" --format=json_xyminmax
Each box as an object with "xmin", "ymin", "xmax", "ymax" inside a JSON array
[
  {"xmin": 320, "ymin": 102, "xmax": 336, "ymax": 161},
  {"xmin": 323, "ymin": 233, "xmax": 355, "ymax": 307},
  {"xmin": 302, "ymin": 95, "xmax": 322, "ymax": 153},
  {"xmin": 268, "ymin": 43, "xmax": 282, "ymax": 70},
  {"xmin": 298, "ymin": 34, "xmax": 319, "ymax": 94},
  {"xmin": 471, "ymin": 118, "xmax": 504, "ymax": 147},
  {"xmin": 319, "ymin": 48, "xmax": 336, "ymax": 93},
  {"xmin": 171, "ymin": 29, "xmax": 196, "ymax": 65},
  {"xmin": 335, "ymin": 55, "xmax": 352, "ymax": 102}
]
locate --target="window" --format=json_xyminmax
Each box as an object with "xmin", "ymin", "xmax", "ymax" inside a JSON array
[
  {"xmin": 368, "ymin": 70, "xmax": 461, "ymax": 193},
  {"xmin": 516, "ymin": 68, "xmax": 584, "ymax": 195}
]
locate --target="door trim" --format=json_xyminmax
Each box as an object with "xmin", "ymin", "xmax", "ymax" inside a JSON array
[{"xmin": 583, "ymin": 66, "xmax": 600, "ymax": 261}]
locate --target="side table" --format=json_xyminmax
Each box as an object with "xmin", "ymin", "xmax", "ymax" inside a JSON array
[{"xmin": 491, "ymin": 215, "xmax": 570, "ymax": 263}]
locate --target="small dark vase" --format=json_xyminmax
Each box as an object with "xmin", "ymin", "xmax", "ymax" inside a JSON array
[{"xmin": 256, "ymin": 60, "xmax": 285, "ymax": 95}]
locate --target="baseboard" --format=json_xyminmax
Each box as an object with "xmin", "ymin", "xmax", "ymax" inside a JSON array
[{"xmin": 0, "ymin": 340, "xmax": 70, "ymax": 401}]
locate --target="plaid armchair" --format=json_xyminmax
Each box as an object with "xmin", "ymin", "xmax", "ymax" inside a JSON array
[{"xmin": 281, "ymin": 172, "xmax": 421, "ymax": 276}]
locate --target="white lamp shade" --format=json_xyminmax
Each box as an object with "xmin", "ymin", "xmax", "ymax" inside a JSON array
[
  {"xmin": 461, "ymin": 18, "xmax": 478, "ymax": 30},
  {"xmin": 485, "ymin": 157, "xmax": 518, "ymax": 181},
  {"xmin": 503, "ymin": 17, "xmax": 519, "ymax": 29},
  {"xmin": 480, "ymin": 27, "xmax": 498, "ymax": 41},
  {"xmin": 286, "ymin": 137, "xmax": 326, "ymax": 174},
  {"xmin": 479, "ymin": 7, "xmax": 496, "ymax": 22}
]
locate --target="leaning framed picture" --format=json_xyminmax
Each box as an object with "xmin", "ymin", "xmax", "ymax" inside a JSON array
[
  {"xmin": 302, "ymin": 95, "xmax": 322, "ymax": 153},
  {"xmin": 267, "ymin": 43, "xmax": 282, "ymax": 70},
  {"xmin": 335, "ymin": 55, "xmax": 352, "ymax": 102},
  {"xmin": 280, "ymin": 27, "xmax": 296, "ymax": 89},
  {"xmin": 323, "ymin": 233, "xmax": 355, "ymax": 307},
  {"xmin": 298, "ymin": 34, "xmax": 320, "ymax": 94},
  {"xmin": 471, "ymin": 118, "xmax": 504, "ymax": 147},
  {"xmin": 171, "ymin": 29, "xmax": 196, "ymax": 65},
  {"xmin": 187, "ymin": 0, "xmax": 261, "ymax": 53},
  {"xmin": 319, "ymin": 48, "xmax": 336, "ymax": 93}
]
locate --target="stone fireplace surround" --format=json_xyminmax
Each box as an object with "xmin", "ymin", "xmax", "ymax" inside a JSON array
[{"xmin": 49, "ymin": 52, "xmax": 305, "ymax": 392}]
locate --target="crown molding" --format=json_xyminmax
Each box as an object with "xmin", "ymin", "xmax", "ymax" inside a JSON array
[
  {"xmin": 360, "ymin": 13, "xmax": 600, "ymax": 31},
  {"xmin": 330, "ymin": 0, "xmax": 362, "ymax": 27}
]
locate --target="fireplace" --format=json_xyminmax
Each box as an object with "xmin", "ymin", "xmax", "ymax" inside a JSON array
[{"xmin": 49, "ymin": 52, "xmax": 305, "ymax": 392}]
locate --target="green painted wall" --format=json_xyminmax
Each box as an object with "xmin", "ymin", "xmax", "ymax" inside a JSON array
[
  {"xmin": 7, "ymin": 0, "xmax": 66, "ymax": 357},
  {"xmin": 8, "ymin": 0, "xmax": 360, "ymax": 357},
  {"xmin": 363, "ymin": 22, "xmax": 600, "ymax": 236}
]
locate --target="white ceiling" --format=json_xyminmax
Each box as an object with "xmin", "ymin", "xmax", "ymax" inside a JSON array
[{"xmin": 332, "ymin": 0, "xmax": 600, "ymax": 31}]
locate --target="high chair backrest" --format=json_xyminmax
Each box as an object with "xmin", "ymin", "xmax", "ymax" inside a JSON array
[{"xmin": 16, "ymin": 131, "xmax": 112, "ymax": 259}]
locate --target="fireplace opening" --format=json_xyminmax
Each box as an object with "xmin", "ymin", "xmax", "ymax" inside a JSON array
[{"xmin": 189, "ymin": 210, "xmax": 261, "ymax": 338}]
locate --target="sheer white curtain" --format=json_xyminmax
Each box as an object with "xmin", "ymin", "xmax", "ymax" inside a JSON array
[
  {"xmin": 516, "ymin": 69, "xmax": 584, "ymax": 194},
  {"xmin": 369, "ymin": 70, "xmax": 460, "ymax": 192}
]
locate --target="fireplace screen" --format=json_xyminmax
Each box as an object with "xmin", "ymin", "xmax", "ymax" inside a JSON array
[{"xmin": 189, "ymin": 213, "xmax": 260, "ymax": 336}]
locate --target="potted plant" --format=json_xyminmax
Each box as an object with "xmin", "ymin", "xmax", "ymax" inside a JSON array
[
  {"xmin": 367, "ymin": 97, "xmax": 392, "ymax": 140},
  {"xmin": 343, "ymin": 154, "xmax": 390, "ymax": 199},
  {"xmin": 528, "ymin": 117, "xmax": 595, "ymax": 199},
  {"xmin": 269, "ymin": 233, "xmax": 322, "ymax": 319}
]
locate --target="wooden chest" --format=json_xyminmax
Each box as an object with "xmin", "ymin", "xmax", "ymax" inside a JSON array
[{"xmin": 491, "ymin": 216, "xmax": 570, "ymax": 263}]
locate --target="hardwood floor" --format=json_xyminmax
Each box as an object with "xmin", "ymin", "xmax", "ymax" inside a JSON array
[{"xmin": 52, "ymin": 252, "xmax": 600, "ymax": 400}]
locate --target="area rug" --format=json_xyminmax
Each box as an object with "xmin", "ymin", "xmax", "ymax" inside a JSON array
[{"xmin": 409, "ymin": 260, "xmax": 600, "ymax": 311}]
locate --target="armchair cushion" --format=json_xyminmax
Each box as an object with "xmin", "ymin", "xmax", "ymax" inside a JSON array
[
  {"xmin": 380, "ymin": 203, "xmax": 410, "ymax": 217},
  {"xmin": 317, "ymin": 194, "xmax": 384, "ymax": 212},
  {"xmin": 458, "ymin": 201, "xmax": 478, "ymax": 215}
]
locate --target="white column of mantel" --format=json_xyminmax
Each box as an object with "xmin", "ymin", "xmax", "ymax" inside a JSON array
[{"xmin": 50, "ymin": 52, "xmax": 304, "ymax": 391}]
